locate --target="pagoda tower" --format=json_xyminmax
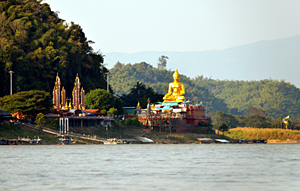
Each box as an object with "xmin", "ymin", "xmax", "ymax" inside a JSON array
[
  {"xmin": 72, "ymin": 74, "xmax": 81, "ymax": 110},
  {"xmin": 61, "ymin": 87, "xmax": 66, "ymax": 109},
  {"xmin": 81, "ymin": 87, "xmax": 85, "ymax": 110},
  {"xmin": 53, "ymin": 74, "xmax": 61, "ymax": 110}
]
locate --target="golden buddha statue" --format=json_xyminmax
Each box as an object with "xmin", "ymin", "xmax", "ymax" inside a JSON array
[{"xmin": 163, "ymin": 69, "xmax": 186, "ymax": 102}]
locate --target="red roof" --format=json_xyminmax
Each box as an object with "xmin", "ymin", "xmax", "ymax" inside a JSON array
[
  {"xmin": 11, "ymin": 111, "xmax": 24, "ymax": 118},
  {"xmin": 85, "ymin": 109, "xmax": 99, "ymax": 113}
]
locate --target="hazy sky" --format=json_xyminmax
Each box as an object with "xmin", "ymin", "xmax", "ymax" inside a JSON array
[{"xmin": 44, "ymin": 0, "xmax": 300, "ymax": 53}]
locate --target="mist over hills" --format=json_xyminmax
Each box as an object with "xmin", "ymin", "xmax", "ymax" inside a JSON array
[{"xmin": 104, "ymin": 35, "xmax": 300, "ymax": 88}]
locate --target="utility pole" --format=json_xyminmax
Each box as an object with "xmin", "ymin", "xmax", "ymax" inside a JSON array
[
  {"xmin": 9, "ymin": 71, "xmax": 14, "ymax": 95},
  {"xmin": 105, "ymin": 72, "xmax": 109, "ymax": 93}
]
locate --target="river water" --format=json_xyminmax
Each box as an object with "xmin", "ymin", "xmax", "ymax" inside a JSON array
[{"xmin": 0, "ymin": 144, "xmax": 299, "ymax": 191}]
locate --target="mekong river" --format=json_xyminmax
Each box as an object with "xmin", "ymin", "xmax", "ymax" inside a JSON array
[{"xmin": 0, "ymin": 144, "xmax": 299, "ymax": 191}]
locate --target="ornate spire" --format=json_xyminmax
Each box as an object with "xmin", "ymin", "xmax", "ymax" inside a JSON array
[{"xmin": 136, "ymin": 101, "xmax": 141, "ymax": 109}]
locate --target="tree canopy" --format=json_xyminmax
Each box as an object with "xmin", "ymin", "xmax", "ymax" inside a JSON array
[
  {"xmin": 244, "ymin": 115, "xmax": 271, "ymax": 129},
  {"xmin": 0, "ymin": 0, "xmax": 108, "ymax": 97},
  {"xmin": 120, "ymin": 81, "xmax": 164, "ymax": 108},
  {"xmin": 85, "ymin": 89, "xmax": 123, "ymax": 115},
  {"xmin": 0, "ymin": 90, "xmax": 52, "ymax": 118},
  {"xmin": 194, "ymin": 76, "xmax": 300, "ymax": 118},
  {"xmin": 218, "ymin": 124, "xmax": 229, "ymax": 135},
  {"xmin": 212, "ymin": 111, "xmax": 238, "ymax": 129}
]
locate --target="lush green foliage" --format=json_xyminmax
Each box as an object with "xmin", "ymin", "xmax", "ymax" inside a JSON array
[
  {"xmin": 0, "ymin": 0, "xmax": 108, "ymax": 97},
  {"xmin": 107, "ymin": 107, "xmax": 118, "ymax": 116},
  {"xmin": 35, "ymin": 113, "xmax": 46, "ymax": 127},
  {"xmin": 120, "ymin": 81, "xmax": 163, "ymax": 108},
  {"xmin": 110, "ymin": 62, "xmax": 228, "ymax": 112},
  {"xmin": 193, "ymin": 125, "xmax": 214, "ymax": 134},
  {"xmin": 45, "ymin": 118, "xmax": 59, "ymax": 130},
  {"xmin": 244, "ymin": 115, "xmax": 271, "ymax": 129},
  {"xmin": 218, "ymin": 124, "xmax": 229, "ymax": 135},
  {"xmin": 0, "ymin": 90, "xmax": 52, "ymax": 118},
  {"xmin": 194, "ymin": 76, "xmax": 300, "ymax": 118},
  {"xmin": 120, "ymin": 118, "xmax": 142, "ymax": 126},
  {"xmin": 212, "ymin": 111, "xmax": 238, "ymax": 129},
  {"xmin": 85, "ymin": 89, "xmax": 123, "ymax": 114},
  {"xmin": 0, "ymin": 123, "xmax": 58, "ymax": 143}
]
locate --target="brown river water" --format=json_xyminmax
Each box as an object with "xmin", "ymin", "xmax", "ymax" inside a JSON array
[{"xmin": 0, "ymin": 144, "xmax": 300, "ymax": 191}]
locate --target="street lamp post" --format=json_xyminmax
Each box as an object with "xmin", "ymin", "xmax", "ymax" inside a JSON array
[
  {"xmin": 9, "ymin": 71, "xmax": 14, "ymax": 95},
  {"xmin": 105, "ymin": 72, "xmax": 109, "ymax": 93}
]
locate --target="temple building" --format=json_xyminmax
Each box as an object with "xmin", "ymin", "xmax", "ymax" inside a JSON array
[
  {"xmin": 137, "ymin": 69, "xmax": 211, "ymax": 132},
  {"xmin": 51, "ymin": 74, "xmax": 114, "ymax": 135},
  {"xmin": 53, "ymin": 74, "xmax": 85, "ymax": 111}
]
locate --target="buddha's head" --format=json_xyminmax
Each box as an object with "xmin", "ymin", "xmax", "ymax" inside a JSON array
[{"xmin": 173, "ymin": 69, "xmax": 180, "ymax": 82}]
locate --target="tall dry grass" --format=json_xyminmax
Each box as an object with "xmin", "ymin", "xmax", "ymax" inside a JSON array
[{"xmin": 225, "ymin": 127, "xmax": 300, "ymax": 140}]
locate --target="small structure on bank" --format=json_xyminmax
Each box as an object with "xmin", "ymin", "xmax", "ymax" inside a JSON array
[
  {"xmin": 137, "ymin": 69, "xmax": 211, "ymax": 132},
  {"xmin": 0, "ymin": 108, "xmax": 12, "ymax": 124}
]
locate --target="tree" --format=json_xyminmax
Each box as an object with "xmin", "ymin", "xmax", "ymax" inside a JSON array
[
  {"xmin": 100, "ymin": 109, "xmax": 107, "ymax": 115},
  {"xmin": 120, "ymin": 82, "xmax": 164, "ymax": 108},
  {"xmin": 0, "ymin": 90, "xmax": 52, "ymax": 119},
  {"xmin": 0, "ymin": 0, "xmax": 107, "ymax": 97},
  {"xmin": 157, "ymin": 55, "xmax": 168, "ymax": 69},
  {"xmin": 244, "ymin": 115, "xmax": 271, "ymax": 128},
  {"xmin": 35, "ymin": 113, "xmax": 46, "ymax": 127},
  {"xmin": 212, "ymin": 111, "xmax": 238, "ymax": 129},
  {"xmin": 107, "ymin": 107, "xmax": 118, "ymax": 116},
  {"xmin": 85, "ymin": 89, "xmax": 123, "ymax": 114},
  {"xmin": 246, "ymin": 107, "xmax": 266, "ymax": 117},
  {"xmin": 218, "ymin": 124, "xmax": 229, "ymax": 135}
]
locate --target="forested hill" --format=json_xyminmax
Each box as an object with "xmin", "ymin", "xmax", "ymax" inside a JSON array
[
  {"xmin": 110, "ymin": 62, "xmax": 229, "ymax": 112},
  {"xmin": 110, "ymin": 62, "xmax": 300, "ymax": 118},
  {"xmin": 193, "ymin": 77, "xmax": 300, "ymax": 118},
  {"xmin": 0, "ymin": 0, "xmax": 108, "ymax": 97}
]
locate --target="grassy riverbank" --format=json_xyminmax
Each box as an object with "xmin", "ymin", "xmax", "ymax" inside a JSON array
[
  {"xmin": 0, "ymin": 124, "xmax": 59, "ymax": 144},
  {"xmin": 225, "ymin": 127, "xmax": 300, "ymax": 142}
]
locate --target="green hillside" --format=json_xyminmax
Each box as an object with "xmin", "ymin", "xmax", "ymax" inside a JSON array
[
  {"xmin": 0, "ymin": 0, "xmax": 108, "ymax": 97},
  {"xmin": 110, "ymin": 62, "xmax": 229, "ymax": 112},
  {"xmin": 110, "ymin": 62, "xmax": 300, "ymax": 118},
  {"xmin": 193, "ymin": 76, "xmax": 300, "ymax": 118}
]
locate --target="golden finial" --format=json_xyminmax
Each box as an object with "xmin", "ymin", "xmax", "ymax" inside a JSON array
[
  {"xmin": 68, "ymin": 100, "xmax": 72, "ymax": 109},
  {"xmin": 136, "ymin": 101, "xmax": 141, "ymax": 109},
  {"xmin": 65, "ymin": 98, "xmax": 68, "ymax": 109}
]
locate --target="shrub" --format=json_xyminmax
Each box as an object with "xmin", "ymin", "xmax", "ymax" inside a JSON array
[{"xmin": 121, "ymin": 118, "xmax": 142, "ymax": 127}]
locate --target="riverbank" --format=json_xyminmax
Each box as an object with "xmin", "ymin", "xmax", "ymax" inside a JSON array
[
  {"xmin": 69, "ymin": 125, "xmax": 233, "ymax": 144},
  {"xmin": 5, "ymin": 124, "xmax": 299, "ymax": 145},
  {"xmin": 225, "ymin": 127, "xmax": 300, "ymax": 143},
  {"xmin": 1, "ymin": 123, "xmax": 230, "ymax": 144},
  {"xmin": 0, "ymin": 123, "xmax": 59, "ymax": 144}
]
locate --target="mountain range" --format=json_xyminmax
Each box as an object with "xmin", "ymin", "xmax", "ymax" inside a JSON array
[{"xmin": 104, "ymin": 35, "xmax": 300, "ymax": 88}]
